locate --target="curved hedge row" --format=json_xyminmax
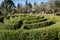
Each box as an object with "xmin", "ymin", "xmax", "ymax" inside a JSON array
[
  {"xmin": 4, "ymin": 15, "xmax": 44, "ymax": 21},
  {"xmin": 25, "ymin": 16, "xmax": 44, "ymax": 21},
  {"xmin": 2, "ymin": 14, "xmax": 57, "ymax": 30},
  {"xmin": 24, "ymin": 18, "xmax": 47, "ymax": 24},
  {"xmin": 0, "ymin": 14, "xmax": 60, "ymax": 40},
  {"xmin": 0, "ymin": 23, "xmax": 15, "ymax": 30},
  {"xmin": 23, "ymin": 20, "xmax": 55, "ymax": 29},
  {"xmin": 0, "ymin": 21, "xmax": 59, "ymax": 40}
]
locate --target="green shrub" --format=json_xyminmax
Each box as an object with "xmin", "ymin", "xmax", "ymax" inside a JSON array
[
  {"xmin": 0, "ymin": 30, "xmax": 15, "ymax": 40},
  {"xmin": 0, "ymin": 14, "xmax": 60, "ymax": 40},
  {"xmin": 0, "ymin": 21, "xmax": 23, "ymax": 30},
  {"xmin": 0, "ymin": 16, "xmax": 5, "ymax": 23},
  {"xmin": 12, "ymin": 16, "xmax": 15, "ymax": 18},
  {"xmin": 0, "ymin": 25, "xmax": 58, "ymax": 40},
  {"xmin": 21, "ymin": 28, "xmax": 58, "ymax": 40},
  {"xmin": 25, "ymin": 16, "xmax": 44, "ymax": 21},
  {"xmin": 24, "ymin": 18, "xmax": 47, "ymax": 24},
  {"xmin": 6, "ymin": 16, "xmax": 10, "ymax": 20},
  {"xmin": 0, "ymin": 29, "xmax": 24, "ymax": 40},
  {"xmin": 58, "ymin": 32, "xmax": 60, "ymax": 40},
  {"xmin": 23, "ymin": 20, "xmax": 55, "ymax": 29},
  {"xmin": 0, "ymin": 23, "xmax": 15, "ymax": 30}
]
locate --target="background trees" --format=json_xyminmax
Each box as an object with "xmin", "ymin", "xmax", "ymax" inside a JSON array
[
  {"xmin": 17, "ymin": 3, "xmax": 23, "ymax": 13},
  {"xmin": 24, "ymin": 0, "xmax": 32, "ymax": 13},
  {"xmin": 47, "ymin": 0, "xmax": 60, "ymax": 13},
  {"xmin": 34, "ymin": 2, "xmax": 39, "ymax": 13},
  {"xmin": 1, "ymin": 0, "xmax": 15, "ymax": 14},
  {"xmin": 54, "ymin": 0, "xmax": 60, "ymax": 12},
  {"xmin": 0, "ymin": 0, "xmax": 60, "ymax": 15}
]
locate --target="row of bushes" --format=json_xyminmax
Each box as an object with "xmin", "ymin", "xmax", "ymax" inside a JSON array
[
  {"xmin": 25, "ymin": 16, "xmax": 44, "ymax": 21},
  {"xmin": 0, "ymin": 19, "xmax": 23, "ymax": 30},
  {"xmin": 0, "ymin": 23, "xmax": 21, "ymax": 30},
  {"xmin": 0, "ymin": 14, "xmax": 60, "ymax": 40},
  {"xmin": 0, "ymin": 21, "xmax": 59, "ymax": 40},
  {"xmin": 10, "ymin": 14, "xmax": 28, "ymax": 17},
  {"xmin": 5, "ymin": 15, "xmax": 43, "ymax": 20},
  {"xmin": 5, "ymin": 14, "xmax": 43, "ymax": 19},
  {"xmin": 7, "ymin": 14, "xmax": 38, "ymax": 19},
  {"xmin": 4, "ymin": 14, "xmax": 27, "ymax": 20},
  {"xmin": 24, "ymin": 18, "xmax": 47, "ymax": 24},
  {"xmin": 23, "ymin": 20, "xmax": 55, "ymax": 29},
  {"xmin": 0, "ymin": 23, "xmax": 15, "ymax": 30},
  {"xmin": 4, "ymin": 16, "xmax": 27, "ymax": 24},
  {"xmin": 4, "ymin": 15, "xmax": 44, "ymax": 24}
]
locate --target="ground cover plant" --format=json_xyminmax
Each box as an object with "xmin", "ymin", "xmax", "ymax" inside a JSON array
[{"xmin": 0, "ymin": 14, "xmax": 60, "ymax": 40}]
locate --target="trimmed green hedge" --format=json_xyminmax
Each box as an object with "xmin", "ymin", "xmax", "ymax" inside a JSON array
[
  {"xmin": 0, "ymin": 20, "xmax": 22, "ymax": 30},
  {"xmin": 0, "ymin": 23, "xmax": 18, "ymax": 30},
  {"xmin": 58, "ymin": 32, "xmax": 60, "ymax": 40},
  {"xmin": 24, "ymin": 18, "xmax": 47, "ymax": 24},
  {"xmin": 0, "ymin": 14, "xmax": 60, "ymax": 40},
  {"xmin": 25, "ymin": 15, "xmax": 44, "ymax": 20},
  {"xmin": 21, "ymin": 28, "xmax": 58, "ymax": 40},
  {"xmin": 0, "ymin": 22, "xmax": 59, "ymax": 40},
  {"xmin": 23, "ymin": 20, "xmax": 55, "ymax": 29}
]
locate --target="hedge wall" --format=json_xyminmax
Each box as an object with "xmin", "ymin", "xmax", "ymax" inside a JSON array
[
  {"xmin": 0, "ymin": 22, "xmax": 59, "ymax": 40},
  {"xmin": 0, "ymin": 14, "xmax": 60, "ymax": 40},
  {"xmin": 23, "ymin": 20, "xmax": 55, "ymax": 29}
]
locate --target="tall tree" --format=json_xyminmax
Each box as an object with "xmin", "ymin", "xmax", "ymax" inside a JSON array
[
  {"xmin": 54, "ymin": 0, "xmax": 60, "ymax": 8},
  {"xmin": 1, "ymin": 0, "xmax": 15, "ymax": 14},
  {"xmin": 27, "ymin": 2, "xmax": 32, "ymax": 12},
  {"xmin": 48, "ymin": 0, "xmax": 60, "ymax": 13},
  {"xmin": 17, "ymin": 3, "xmax": 23, "ymax": 13},
  {"xmin": 28, "ymin": 2, "xmax": 32, "ymax": 9},
  {"xmin": 34, "ymin": 4, "xmax": 40, "ymax": 13},
  {"xmin": 40, "ymin": 2, "xmax": 45, "ymax": 12},
  {"xmin": 46, "ymin": 0, "xmax": 55, "ymax": 13},
  {"xmin": 26, "ymin": 0, "xmax": 28, "ymax": 5},
  {"xmin": 34, "ymin": 1, "xmax": 38, "ymax": 13},
  {"xmin": 24, "ymin": 0, "xmax": 31, "ymax": 13}
]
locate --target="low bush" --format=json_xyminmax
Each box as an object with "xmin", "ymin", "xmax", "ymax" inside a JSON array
[
  {"xmin": 12, "ymin": 16, "xmax": 15, "ymax": 18},
  {"xmin": 58, "ymin": 32, "xmax": 60, "ymax": 40},
  {"xmin": 0, "ymin": 22, "xmax": 59, "ymax": 40},
  {"xmin": 0, "ymin": 19, "xmax": 23, "ymax": 30},
  {"xmin": 24, "ymin": 18, "xmax": 47, "ymax": 24},
  {"xmin": 6, "ymin": 16, "xmax": 10, "ymax": 20},
  {"xmin": 0, "ymin": 17, "xmax": 5, "ymax": 23},
  {"xmin": 0, "ymin": 23, "xmax": 15, "ymax": 30},
  {"xmin": 0, "ymin": 14, "xmax": 60, "ymax": 40},
  {"xmin": 23, "ymin": 20, "xmax": 55, "ymax": 29},
  {"xmin": 25, "ymin": 16, "xmax": 44, "ymax": 21},
  {"xmin": 21, "ymin": 27, "xmax": 58, "ymax": 40}
]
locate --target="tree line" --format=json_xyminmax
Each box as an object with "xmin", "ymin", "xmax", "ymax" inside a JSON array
[{"xmin": 0, "ymin": 0, "xmax": 60, "ymax": 15}]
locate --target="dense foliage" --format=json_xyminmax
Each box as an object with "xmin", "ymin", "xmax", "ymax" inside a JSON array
[{"xmin": 0, "ymin": 14, "xmax": 60, "ymax": 40}]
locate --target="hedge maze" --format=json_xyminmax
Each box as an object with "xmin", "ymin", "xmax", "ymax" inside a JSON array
[
  {"xmin": 0, "ymin": 14, "xmax": 60, "ymax": 40},
  {"xmin": 3, "ymin": 14, "xmax": 55, "ymax": 30}
]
